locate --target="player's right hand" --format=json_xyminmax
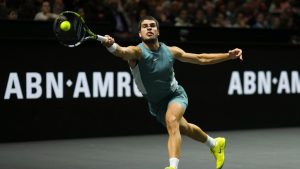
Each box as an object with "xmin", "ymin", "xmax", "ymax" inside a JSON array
[{"xmin": 103, "ymin": 35, "xmax": 115, "ymax": 48}]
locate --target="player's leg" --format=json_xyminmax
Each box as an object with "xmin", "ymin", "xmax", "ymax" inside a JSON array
[
  {"xmin": 179, "ymin": 117, "xmax": 208, "ymax": 142},
  {"xmin": 179, "ymin": 117, "xmax": 226, "ymax": 169},
  {"xmin": 165, "ymin": 102, "xmax": 185, "ymax": 169}
]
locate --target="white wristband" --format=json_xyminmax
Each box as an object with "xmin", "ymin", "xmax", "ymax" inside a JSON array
[{"xmin": 107, "ymin": 43, "xmax": 117, "ymax": 53}]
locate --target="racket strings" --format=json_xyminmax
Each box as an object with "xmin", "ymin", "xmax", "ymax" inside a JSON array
[
  {"xmin": 72, "ymin": 16, "xmax": 84, "ymax": 42},
  {"xmin": 54, "ymin": 14, "xmax": 85, "ymax": 46}
]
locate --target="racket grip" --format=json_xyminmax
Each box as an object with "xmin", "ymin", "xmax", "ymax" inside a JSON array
[{"xmin": 96, "ymin": 35, "xmax": 107, "ymax": 43}]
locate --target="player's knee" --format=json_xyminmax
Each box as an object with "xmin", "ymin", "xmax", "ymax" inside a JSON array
[{"xmin": 166, "ymin": 115, "xmax": 178, "ymax": 131}]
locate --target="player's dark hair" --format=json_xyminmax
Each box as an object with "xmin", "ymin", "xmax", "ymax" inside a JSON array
[{"xmin": 138, "ymin": 16, "xmax": 159, "ymax": 31}]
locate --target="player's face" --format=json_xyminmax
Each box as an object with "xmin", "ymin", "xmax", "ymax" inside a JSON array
[{"xmin": 139, "ymin": 20, "xmax": 159, "ymax": 43}]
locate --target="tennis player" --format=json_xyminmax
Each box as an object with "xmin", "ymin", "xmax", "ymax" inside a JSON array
[{"xmin": 102, "ymin": 16, "xmax": 243, "ymax": 169}]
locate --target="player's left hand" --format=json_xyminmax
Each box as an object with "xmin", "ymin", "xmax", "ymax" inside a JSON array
[{"xmin": 229, "ymin": 48, "xmax": 243, "ymax": 61}]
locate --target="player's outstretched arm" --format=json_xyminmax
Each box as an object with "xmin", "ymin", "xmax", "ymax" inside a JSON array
[
  {"xmin": 102, "ymin": 35, "xmax": 141, "ymax": 61},
  {"xmin": 170, "ymin": 46, "xmax": 243, "ymax": 65}
]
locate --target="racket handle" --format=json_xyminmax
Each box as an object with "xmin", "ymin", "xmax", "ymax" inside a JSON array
[{"xmin": 96, "ymin": 35, "xmax": 107, "ymax": 43}]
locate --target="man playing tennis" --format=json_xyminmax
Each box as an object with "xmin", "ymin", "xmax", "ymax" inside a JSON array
[{"xmin": 102, "ymin": 16, "xmax": 243, "ymax": 169}]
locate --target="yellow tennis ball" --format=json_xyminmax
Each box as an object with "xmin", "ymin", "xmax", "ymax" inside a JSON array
[{"xmin": 60, "ymin": 21, "xmax": 71, "ymax": 31}]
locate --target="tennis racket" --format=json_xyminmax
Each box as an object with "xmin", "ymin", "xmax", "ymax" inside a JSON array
[{"xmin": 53, "ymin": 11, "xmax": 106, "ymax": 47}]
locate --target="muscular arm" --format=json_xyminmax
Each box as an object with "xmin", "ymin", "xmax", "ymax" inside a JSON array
[
  {"xmin": 169, "ymin": 46, "xmax": 243, "ymax": 65},
  {"xmin": 114, "ymin": 45, "xmax": 141, "ymax": 61}
]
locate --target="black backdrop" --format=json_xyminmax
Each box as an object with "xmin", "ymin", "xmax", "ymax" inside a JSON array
[{"xmin": 1, "ymin": 21, "xmax": 300, "ymax": 142}]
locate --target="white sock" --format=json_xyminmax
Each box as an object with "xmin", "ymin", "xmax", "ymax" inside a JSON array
[
  {"xmin": 205, "ymin": 135, "xmax": 216, "ymax": 148},
  {"xmin": 169, "ymin": 157, "xmax": 179, "ymax": 169}
]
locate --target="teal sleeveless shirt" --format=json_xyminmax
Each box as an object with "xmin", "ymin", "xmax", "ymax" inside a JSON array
[{"xmin": 131, "ymin": 42, "xmax": 179, "ymax": 103}]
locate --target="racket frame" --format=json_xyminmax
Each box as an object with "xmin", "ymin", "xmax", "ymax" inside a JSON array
[{"xmin": 53, "ymin": 11, "xmax": 106, "ymax": 47}]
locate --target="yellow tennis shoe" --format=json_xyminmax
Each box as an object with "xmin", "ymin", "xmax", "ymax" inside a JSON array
[
  {"xmin": 164, "ymin": 167, "xmax": 175, "ymax": 169},
  {"xmin": 210, "ymin": 137, "xmax": 226, "ymax": 169}
]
